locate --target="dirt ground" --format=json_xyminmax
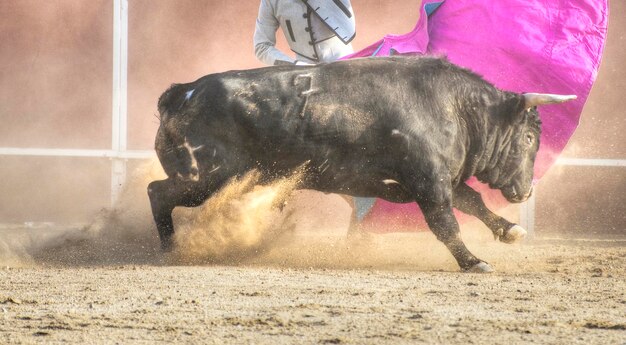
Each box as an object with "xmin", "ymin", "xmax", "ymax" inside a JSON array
[
  {"xmin": 1, "ymin": 229, "xmax": 625, "ymax": 344},
  {"xmin": 0, "ymin": 170, "xmax": 624, "ymax": 344}
]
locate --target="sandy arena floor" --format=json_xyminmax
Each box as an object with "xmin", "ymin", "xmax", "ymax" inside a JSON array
[{"xmin": 1, "ymin": 229, "xmax": 625, "ymax": 344}]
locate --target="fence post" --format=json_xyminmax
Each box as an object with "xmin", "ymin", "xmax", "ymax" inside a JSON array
[
  {"xmin": 519, "ymin": 190, "xmax": 536, "ymax": 240},
  {"xmin": 111, "ymin": 0, "xmax": 129, "ymax": 205}
]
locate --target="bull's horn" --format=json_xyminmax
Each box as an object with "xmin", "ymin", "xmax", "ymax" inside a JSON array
[{"xmin": 523, "ymin": 93, "xmax": 577, "ymax": 108}]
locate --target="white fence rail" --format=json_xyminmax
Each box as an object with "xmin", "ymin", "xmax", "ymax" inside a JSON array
[
  {"xmin": 519, "ymin": 158, "xmax": 626, "ymax": 236},
  {"xmin": 0, "ymin": 148, "xmax": 153, "ymax": 160}
]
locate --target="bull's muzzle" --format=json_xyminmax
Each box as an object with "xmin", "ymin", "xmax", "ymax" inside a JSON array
[{"xmin": 502, "ymin": 185, "xmax": 533, "ymax": 203}]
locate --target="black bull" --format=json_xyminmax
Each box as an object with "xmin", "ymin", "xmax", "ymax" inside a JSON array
[{"xmin": 148, "ymin": 57, "xmax": 575, "ymax": 272}]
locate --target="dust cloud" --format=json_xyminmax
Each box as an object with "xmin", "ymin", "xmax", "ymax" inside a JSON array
[
  {"xmin": 172, "ymin": 169, "xmax": 304, "ymax": 264},
  {"xmin": 0, "ymin": 158, "xmax": 525, "ymax": 272},
  {"xmin": 0, "ymin": 160, "xmax": 164, "ymax": 267}
]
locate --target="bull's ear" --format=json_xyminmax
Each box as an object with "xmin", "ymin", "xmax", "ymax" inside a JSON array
[{"xmin": 523, "ymin": 93, "xmax": 577, "ymax": 109}]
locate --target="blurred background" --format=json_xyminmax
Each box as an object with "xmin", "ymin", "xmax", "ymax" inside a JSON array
[{"xmin": 0, "ymin": 0, "xmax": 623, "ymax": 237}]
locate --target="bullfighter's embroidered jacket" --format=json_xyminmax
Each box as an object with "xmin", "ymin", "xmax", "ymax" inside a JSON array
[{"xmin": 254, "ymin": 0, "xmax": 356, "ymax": 65}]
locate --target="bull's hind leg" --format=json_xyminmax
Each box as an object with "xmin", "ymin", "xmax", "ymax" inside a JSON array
[
  {"xmin": 148, "ymin": 177, "xmax": 224, "ymax": 251},
  {"xmin": 453, "ymin": 183, "xmax": 527, "ymax": 243}
]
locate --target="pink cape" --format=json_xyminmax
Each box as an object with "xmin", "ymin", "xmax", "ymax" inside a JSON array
[{"xmin": 343, "ymin": 0, "xmax": 608, "ymax": 231}]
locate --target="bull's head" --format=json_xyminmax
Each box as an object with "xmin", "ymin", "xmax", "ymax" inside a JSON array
[{"xmin": 493, "ymin": 93, "xmax": 576, "ymax": 203}]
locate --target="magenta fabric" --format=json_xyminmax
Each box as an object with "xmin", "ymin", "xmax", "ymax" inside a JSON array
[{"xmin": 343, "ymin": 0, "xmax": 608, "ymax": 230}]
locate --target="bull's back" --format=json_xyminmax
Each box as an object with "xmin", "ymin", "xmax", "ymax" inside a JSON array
[
  {"xmin": 160, "ymin": 56, "xmax": 472, "ymax": 138},
  {"xmin": 212, "ymin": 59, "xmax": 423, "ymax": 146}
]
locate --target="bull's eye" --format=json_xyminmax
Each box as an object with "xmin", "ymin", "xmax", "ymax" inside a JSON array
[{"xmin": 525, "ymin": 133, "xmax": 534, "ymax": 145}]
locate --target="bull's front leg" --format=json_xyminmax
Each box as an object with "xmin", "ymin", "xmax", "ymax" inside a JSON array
[
  {"xmin": 453, "ymin": 183, "xmax": 526, "ymax": 243},
  {"xmin": 419, "ymin": 199, "xmax": 493, "ymax": 272}
]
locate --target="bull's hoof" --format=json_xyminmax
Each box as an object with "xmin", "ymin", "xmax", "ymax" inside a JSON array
[
  {"xmin": 160, "ymin": 239, "xmax": 174, "ymax": 253},
  {"xmin": 464, "ymin": 262, "xmax": 495, "ymax": 273},
  {"xmin": 501, "ymin": 225, "xmax": 527, "ymax": 244}
]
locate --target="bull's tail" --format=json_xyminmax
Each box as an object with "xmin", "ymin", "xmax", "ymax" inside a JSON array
[
  {"xmin": 155, "ymin": 121, "xmax": 204, "ymax": 182},
  {"xmin": 156, "ymin": 83, "xmax": 198, "ymax": 179}
]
